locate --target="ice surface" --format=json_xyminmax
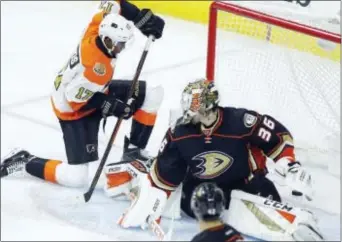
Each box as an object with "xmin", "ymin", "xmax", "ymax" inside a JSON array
[{"xmin": 1, "ymin": 1, "xmax": 340, "ymax": 241}]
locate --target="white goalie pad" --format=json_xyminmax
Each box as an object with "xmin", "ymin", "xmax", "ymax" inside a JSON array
[
  {"xmin": 161, "ymin": 184, "xmax": 182, "ymax": 220},
  {"xmin": 224, "ymin": 190, "xmax": 324, "ymax": 241},
  {"xmin": 117, "ymin": 174, "xmax": 168, "ymax": 229},
  {"xmin": 104, "ymin": 160, "xmax": 149, "ymax": 198}
]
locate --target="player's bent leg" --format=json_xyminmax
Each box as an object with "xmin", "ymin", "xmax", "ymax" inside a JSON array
[
  {"xmin": 126, "ymin": 84, "xmax": 164, "ymax": 158},
  {"xmin": 1, "ymin": 148, "xmax": 91, "ymax": 187},
  {"xmin": 225, "ymin": 190, "xmax": 324, "ymax": 241},
  {"xmin": 24, "ymin": 112, "xmax": 102, "ymax": 187},
  {"xmin": 108, "ymin": 79, "xmax": 164, "ymax": 162},
  {"xmin": 27, "ymin": 160, "xmax": 89, "ymax": 187}
]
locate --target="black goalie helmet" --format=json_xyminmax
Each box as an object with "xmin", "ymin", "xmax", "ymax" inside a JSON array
[{"xmin": 190, "ymin": 182, "xmax": 226, "ymax": 222}]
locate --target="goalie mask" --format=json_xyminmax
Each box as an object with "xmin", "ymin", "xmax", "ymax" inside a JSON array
[{"xmin": 181, "ymin": 78, "xmax": 219, "ymax": 125}]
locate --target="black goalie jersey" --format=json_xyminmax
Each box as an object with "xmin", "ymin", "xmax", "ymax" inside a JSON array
[{"xmin": 149, "ymin": 107, "xmax": 295, "ymax": 192}]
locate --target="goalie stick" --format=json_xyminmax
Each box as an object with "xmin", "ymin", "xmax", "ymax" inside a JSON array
[{"xmin": 83, "ymin": 34, "xmax": 155, "ymax": 203}]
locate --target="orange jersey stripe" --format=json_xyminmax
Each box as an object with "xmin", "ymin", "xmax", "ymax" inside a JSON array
[{"xmin": 51, "ymin": 98, "xmax": 96, "ymax": 121}]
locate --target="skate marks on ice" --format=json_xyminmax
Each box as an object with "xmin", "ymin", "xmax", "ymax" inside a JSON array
[
  {"xmin": 29, "ymin": 182, "xmax": 200, "ymax": 241},
  {"xmin": 6, "ymin": 173, "xmax": 336, "ymax": 241},
  {"xmin": 1, "ymin": 177, "xmax": 114, "ymax": 241},
  {"xmin": 29, "ymin": 183, "xmax": 263, "ymax": 241}
]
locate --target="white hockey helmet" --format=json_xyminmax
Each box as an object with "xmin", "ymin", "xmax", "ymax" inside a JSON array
[{"xmin": 99, "ymin": 13, "xmax": 134, "ymax": 55}]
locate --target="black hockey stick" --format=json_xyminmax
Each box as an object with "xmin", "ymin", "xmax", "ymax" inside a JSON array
[{"xmin": 83, "ymin": 35, "xmax": 155, "ymax": 203}]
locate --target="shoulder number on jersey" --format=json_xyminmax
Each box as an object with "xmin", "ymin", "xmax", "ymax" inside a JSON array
[
  {"xmin": 257, "ymin": 117, "xmax": 275, "ymax": 142},
  {"xmin": 69, "ymin": 46, "xmax": 80, "ymax": 69},
  {"xmin": 99, "ymin": 1, "xmax": 115, "ymax": 13},
  {"xmin": 54, "ymin": 46, "xmax": 80, "ymax": 91},
  {"xmin": 159, "ymin": 138, "xmax": 168, "ymax": 154}
]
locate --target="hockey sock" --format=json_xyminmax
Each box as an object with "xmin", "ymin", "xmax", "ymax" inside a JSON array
[
  {"xmin": 26, "ymin": 157, "xmax": 62, "ymax": 183},
  {"xmin": 130, "ymin": 109, "xmax": 157, "ymax": 149}
]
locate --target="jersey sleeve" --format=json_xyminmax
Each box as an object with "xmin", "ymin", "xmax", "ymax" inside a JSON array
[
  {"xmin": 149, "ymin": 128, "xmax": 188, "ymax": 191},
  {"xmin": 244, "ymin": 110, "xmax": 295, "ymax": 162}
]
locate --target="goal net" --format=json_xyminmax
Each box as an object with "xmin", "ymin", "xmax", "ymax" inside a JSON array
[{"xmin": 206, "ymin": 2, "xmax": 340, "ymax": 173}]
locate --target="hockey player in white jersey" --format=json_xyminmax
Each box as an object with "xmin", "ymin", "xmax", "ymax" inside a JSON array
[
  {"xmin": 1, "ymin": 1, "xmax": 165, "ymax": 189},
  {"xmin": 102, "ymin": 79, "xmax": 324, "ymax": 241}
]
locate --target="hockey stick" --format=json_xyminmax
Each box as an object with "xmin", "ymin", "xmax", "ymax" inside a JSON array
[{"xmin": 83, "ymin": 35, "xmax": 155, "ymax": 203}]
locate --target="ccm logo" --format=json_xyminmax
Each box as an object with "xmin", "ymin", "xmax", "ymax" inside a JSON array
[
  {"xmin": 153, "ymin": 199, "xmax": 160, "ymax": 212},
  {"xmin": 264, "ymin": 200, "xmax": 293, "ymax": 212}
]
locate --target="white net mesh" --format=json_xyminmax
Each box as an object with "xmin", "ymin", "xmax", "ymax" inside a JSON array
[{"xmin": 212, "ymin": 3, "xmax": 340, "ymax": 173}]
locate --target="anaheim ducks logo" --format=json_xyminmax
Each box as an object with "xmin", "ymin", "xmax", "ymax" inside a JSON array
[{"xmin": 193, "ymin": 151, "xmax": 234, "ymax": 179}]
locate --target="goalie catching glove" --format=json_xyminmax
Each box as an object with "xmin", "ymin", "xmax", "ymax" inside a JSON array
[{"xmin": 273, "ymin": 157, "xmax": 313, "ymax": 201}]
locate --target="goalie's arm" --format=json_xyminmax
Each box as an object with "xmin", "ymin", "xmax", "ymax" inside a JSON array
[
  {"xmin": 246, "ymin": 110, "xmax": 295, "ymax": 162},
  {"xmin": 149, "ymin": 128, "xmax": 188, "ymax": 192}
]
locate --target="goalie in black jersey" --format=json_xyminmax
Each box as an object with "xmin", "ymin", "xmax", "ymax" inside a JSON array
[{"xmin": 104, "ymin": 78, "xmax": 323, "ymax": 241}]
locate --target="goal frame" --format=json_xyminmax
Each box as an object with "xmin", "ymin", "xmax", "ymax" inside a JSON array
[{"xmin": 206, "ymin": 1, "xmax": 341, "ymax": 81}]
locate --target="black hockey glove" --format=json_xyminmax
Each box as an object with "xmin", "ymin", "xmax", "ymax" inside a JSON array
[
  {"xmin": 101, "ymin": 96, "xmax": 135, "ymax": 120},
  {"xmin": 134, "ymin": 9, "xmax": 165, "ymax": 39}
]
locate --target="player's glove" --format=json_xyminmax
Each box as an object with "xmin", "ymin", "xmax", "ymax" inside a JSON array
[
  {"xmin": 101, "ymin": 96, "xmax": 135, "ymax": 120},
  {"xmin": 134, "ymin": 9, "xmax": 165, "ymax": 39},
  {"xmin": 274, "ymin": 157, "xmax": 313, "ymax": 201}
]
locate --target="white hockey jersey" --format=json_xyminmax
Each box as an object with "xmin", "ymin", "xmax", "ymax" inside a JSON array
[{"xmin": 51, "ymin": 1, "xmax": 121, "ymax": 120}]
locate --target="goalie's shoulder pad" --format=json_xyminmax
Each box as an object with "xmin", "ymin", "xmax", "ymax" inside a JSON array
[{"xmin": 221, "ymin": 107, "xmax": 261, "ymax": 130}]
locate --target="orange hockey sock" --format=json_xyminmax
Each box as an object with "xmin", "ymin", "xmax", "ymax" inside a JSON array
[{"xmin": 26, "ymin": 158, "xmax": 62, "ymax": 183}]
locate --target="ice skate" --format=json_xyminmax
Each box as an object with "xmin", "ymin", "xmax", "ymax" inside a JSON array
[
  {"xmin": 1, "ymin": 148, "xmax": 32, "ymax": 178},
  {"xmin": 122, "ymin": 136, "xmax": 153, "ymax": 166}
]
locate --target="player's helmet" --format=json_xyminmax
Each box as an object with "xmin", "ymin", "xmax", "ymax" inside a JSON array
[
  {"xmin": 99, "ymin": 13, "xmax": 134, "ymax": 56},
  {"xmin": 181, "ymin": 78, "xmax": 219, "ymax": 124},
  {"xmin": 191, "ymin": 182, "xmax": 226, "ymax": 221}
]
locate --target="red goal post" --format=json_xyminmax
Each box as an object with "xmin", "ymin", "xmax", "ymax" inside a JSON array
[{"xmin": 206, "ymin": 1, "xmax": 341, "ymax": 81}]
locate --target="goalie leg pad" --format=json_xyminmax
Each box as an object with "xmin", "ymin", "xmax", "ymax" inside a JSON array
[
  {"xmin": 117, "ymin": 174, "xmax": 167, "ymax": 228},
  {"xmin": 104, "ymin": 160, "xmax": 148, "ymax": 198},
  {"xmin": 224, "ymin": 190, "xmax": 324, "ymax": 241},
  {"xmin": 104, "ymin": 163, "xmax": 132, "ymax": 198},
  {"xmin": 161, "ymin": 183, "xmax": 182, "ymax": 220}
]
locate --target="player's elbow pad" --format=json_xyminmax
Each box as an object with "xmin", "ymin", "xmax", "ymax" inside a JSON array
[{"xmin": 80, "ymin": 92, "xmax": 107, "ymax": 111}]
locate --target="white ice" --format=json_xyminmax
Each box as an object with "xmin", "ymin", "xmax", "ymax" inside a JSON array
[{"xmin": 1, "ymin": 1, "xmax": 340, "ymax": 241}]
